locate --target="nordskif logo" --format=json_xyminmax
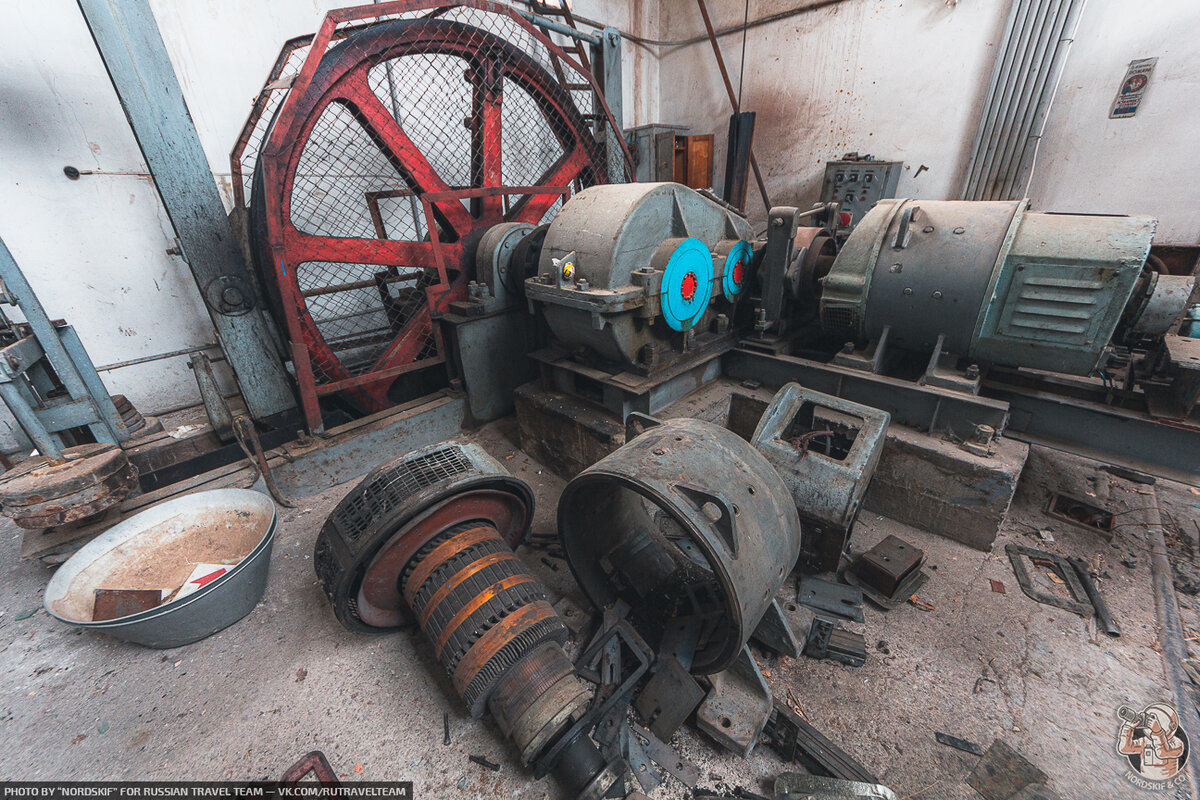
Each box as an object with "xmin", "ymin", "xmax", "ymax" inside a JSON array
[{"xmin": 1116, "ymin": 702, "xmax": 1189, "ymax": 789}]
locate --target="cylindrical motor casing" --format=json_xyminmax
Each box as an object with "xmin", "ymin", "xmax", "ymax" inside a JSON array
[
  {"xmin": 557, "ymin": 418, "xmax": 801, "ymax": 674},
  {"xmin": 820, "ymin": 199, "xmax": 1158, "ymax": 375},
  {"xmin": 1129, "ymin": 274, "xmax": 1197, "ymax": 336}
]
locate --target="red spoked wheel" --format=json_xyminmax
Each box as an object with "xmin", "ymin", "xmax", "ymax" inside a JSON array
[{"xmin": 252, "ymin": 13, "xmax": 612, "ymax": 428}]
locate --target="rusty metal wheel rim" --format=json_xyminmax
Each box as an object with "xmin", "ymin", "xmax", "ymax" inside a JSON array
[{"xmin": 255, "ymin": 16, "xmax": 608, "ymax": 412}]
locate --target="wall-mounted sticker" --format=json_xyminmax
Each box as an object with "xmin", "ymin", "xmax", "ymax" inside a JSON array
[{"xmin": 1110, "ymin": 57, "xmax": 1157, "ymax": 119}]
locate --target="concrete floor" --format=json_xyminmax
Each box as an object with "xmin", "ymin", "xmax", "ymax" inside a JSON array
[{"xmin": 0, "ymin": 407, "xmax": 1197, "ymax": 800}]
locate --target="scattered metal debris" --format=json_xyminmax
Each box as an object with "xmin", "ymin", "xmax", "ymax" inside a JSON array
[
  {"xmin": 279, "ymin": 750, "xmax": 339, "ymax": 791},
  {"xmin": 843, "ymin": 535, "xmax": 929, "ymax": 609},
  {"xmin": 1005, "ymin": 544, "xmax": 1094, "ymax": 617},
  {"xmin": 797, "ymin": 576, "xmax": 865, "ymax": 623},
  {"xmin": 774, "ymin": 773, "xmax": 897, "ymax": 800},
  {"xmin": 468, "ymin": 754, "xmax": 501, "ymax": 772},
  {"xmin": 935, "ymin": 731, "xmax": 985, "ymax": 756},
  {"xmin": 630, "ymin": 725, "xmax": 701, "ymax": 788},
  {"xmin": 966, "ymin": 740, "xmax": 1048, "ymax": 800},
  {"xmin": 91, "ymin": 588, "xmax": 163, "ymax": 621},
  {"xmin": 633, "ymin": 654, "xmax": 705, "ymax": 741},
  {"xmin": 805, "ymin": 617, "xmax": 867, "ymax": 667},
  {"xmin": 1067, "ymin": 556, "xmax": 1121, "ymax": 637},
  {"xmin": 907, "ymin": 596, "xmax": 936, "ymax": 613},
  {"xmin": 1046, "ymin": 493, "xmax": 1114, "ymax": 535},
  {"xmin": 763, "ymin": 699, "xmax": 880, "ymax": 784}
]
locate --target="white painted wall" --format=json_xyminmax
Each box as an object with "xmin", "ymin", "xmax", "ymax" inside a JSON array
[
  {"xmin": 0, "ymin": 0, "xmax": 655, "ymax": 453},
  {"xmin": 651, "ymin": 0, "xmax": 1200, "ymax": 243},
  {"xmin": 0, "ymin": 2, "xmax": 231, "ymax": 453},
  {"xmin": 652, "ymin": 0, "xmax": 1012, "ymax": 226},
  {"xmin": 1028, "ymin": 0, "xmax": 1200, "ymax": 245}
]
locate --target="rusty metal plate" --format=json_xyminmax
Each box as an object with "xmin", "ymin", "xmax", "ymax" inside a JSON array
[{"xmin": 966, "ymin": 740, "xmax": 1048, "ymax": 800}]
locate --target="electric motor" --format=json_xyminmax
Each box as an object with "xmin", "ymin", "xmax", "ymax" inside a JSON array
[{"xmin": 818, "ymin": 199, "xmax": 1192, "ymax": 375}]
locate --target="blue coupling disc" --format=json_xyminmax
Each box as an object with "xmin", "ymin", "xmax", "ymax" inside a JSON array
[
  {"xmin": 722, "ymin": 240, "xmax": 752, "ymax": 301},
  {"xmin": 659, "ymin": 238, "xmax": 714, "ymax": 332}
]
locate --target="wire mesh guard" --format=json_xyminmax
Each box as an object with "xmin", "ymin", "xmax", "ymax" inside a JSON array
[{"xmin": 234, "ymin": 1, "xmax": 630, "ymax": 429}]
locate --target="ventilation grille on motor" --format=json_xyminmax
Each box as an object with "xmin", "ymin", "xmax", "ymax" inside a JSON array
[{"xmin": 332, "ymin": 444, "xmax": 475, "ymax": 540}]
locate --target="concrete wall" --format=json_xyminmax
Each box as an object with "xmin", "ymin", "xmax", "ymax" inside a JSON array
[
  {"xmin": 1028, "ymin": 0, "xmax": 1200, "ymax": 245},
  {"xmin": 653, "ymin": 0, "xmax": 1200, "ymax": 242},
  {"xmin": 653, "ymin": 0, "xmax": 1012, "ymax": 226},
  {"xmin": 0, "ymin": 0, "xmax": 655, "ymax": 452}
]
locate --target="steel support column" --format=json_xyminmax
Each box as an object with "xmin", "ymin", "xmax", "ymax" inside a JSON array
[
  {"xmin": 593, "ymin": 27, "xmax": 625, "ymax": 183},
  {"xmin": 77, "ymin": 0, "xmax": 297, "ymax": 424}
]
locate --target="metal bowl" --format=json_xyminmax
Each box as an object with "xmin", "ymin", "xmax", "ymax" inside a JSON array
[{"xmin": 44, "ymin": 489, "xmax": 277, "ymax": 648}]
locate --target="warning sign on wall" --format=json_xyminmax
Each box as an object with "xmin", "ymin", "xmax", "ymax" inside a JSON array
[{"xmin": 1110, "ymin": 57, "xmax": 1157, "ymax": 119}]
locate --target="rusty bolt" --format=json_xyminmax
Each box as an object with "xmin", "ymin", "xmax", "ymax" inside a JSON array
[
  {"xmin": 842, "ymin": 341, "xmax": 855, "ymax": 353},
  {"xmin": 966, "ymin": 363, "xmax": 981, "ymax": 379},
  {"xmin": 972, "ymin": 423, "xmax": 995, "ymax": 444}
]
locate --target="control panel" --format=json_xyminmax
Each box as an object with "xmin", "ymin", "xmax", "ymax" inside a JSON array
[{"xmin": 820, "ymin": 154, "xmax": 902, "ymax": 231}]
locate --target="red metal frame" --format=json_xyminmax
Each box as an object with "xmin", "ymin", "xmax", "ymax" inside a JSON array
[{"xmin": 254, "ymin": 0, "xmax": 628, "ymax": 433}]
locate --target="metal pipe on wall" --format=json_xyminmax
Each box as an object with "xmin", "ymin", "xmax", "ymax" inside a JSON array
[
  {"xmin": 962, "ymin": 0, "xmax": 1087, "ymax": 201},
  {"xmin": 77, "ymin": 0, "xmax": 298, "ymax": 425},
  {"xmin": 988, "ymin": 0, "xmax": 1063, "ymax": 199},
  {"xmin": 1003, "ymin": 0, "xmax": 1087, "ymax": 198}
]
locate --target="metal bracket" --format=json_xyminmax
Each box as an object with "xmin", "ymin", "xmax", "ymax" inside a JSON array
[
  {"xmin": 804, "ymin": 616, "xmax": 866, "ymax": 667},
  {"xmin": 695, "ymin": 644, "xmax": 772, "ymax": 757},
  {"xmin": 534, "ymin": 615, "xmax": 652, "ymax": 779},
  {"xmin": 1005, "ymin": 544, "xmax": 1094, "ymax": 617},
  {"xmin": 751, "ymin": 597, "xmax": 809, "ymax": 658},
  {"xmin": 797, "ymin": 576, "xmax": 865, "ymax": 623},
  {"xmin": 763, "ymin": 698, "xmax": 880, "ymax": 784}
]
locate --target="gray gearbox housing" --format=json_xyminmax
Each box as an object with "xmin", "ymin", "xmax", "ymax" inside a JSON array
[{"xmin": 525, "ymin": 182, "xmax": 755, "ymax": 368}]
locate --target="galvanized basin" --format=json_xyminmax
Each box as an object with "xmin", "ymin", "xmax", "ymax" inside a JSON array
[{"xmin": 43, "ymin": 489, "xmax": 277, "ymax": 648}]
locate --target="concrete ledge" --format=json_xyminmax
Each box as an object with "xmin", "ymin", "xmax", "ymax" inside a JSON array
[
  {"xmin": 864, "ymin": 427, "xmax": 1029, "ymax": 551},
  {"xmin": 514, "ymin": 382, "xmax": 624, "ymax": 479}
]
